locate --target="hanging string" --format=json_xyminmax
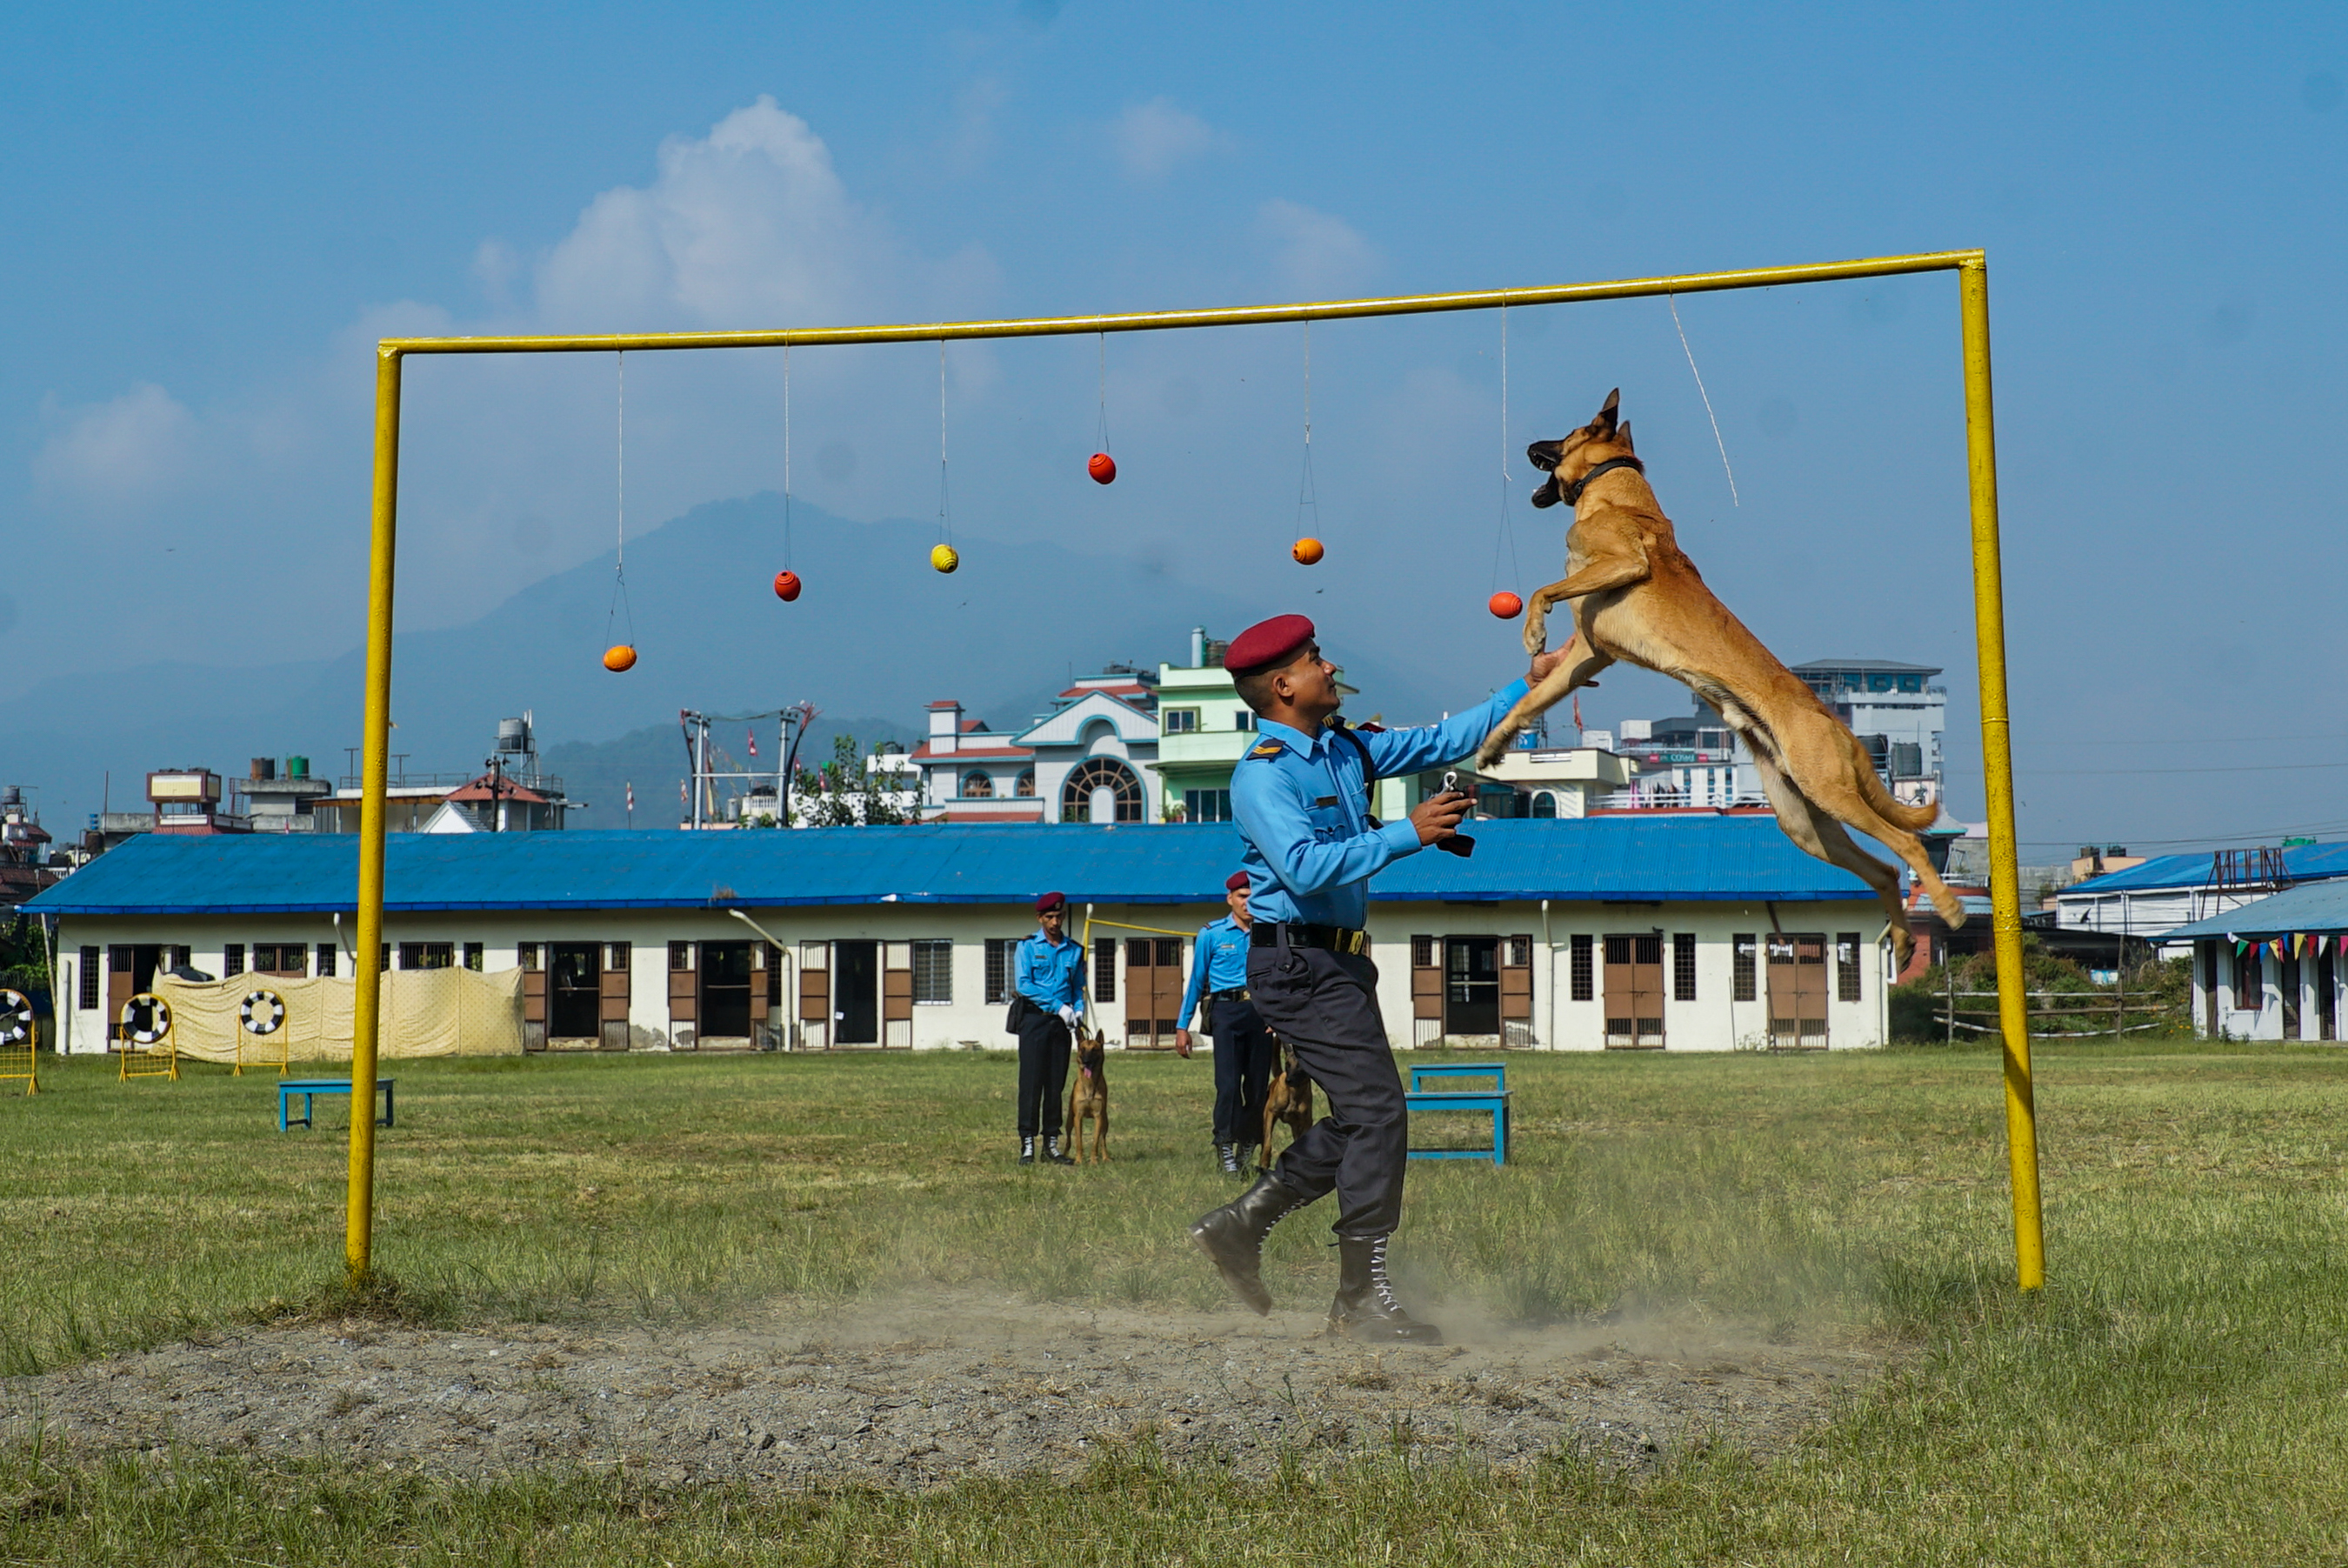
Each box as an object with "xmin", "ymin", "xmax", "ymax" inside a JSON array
[
  {"xmin": 937, "ymin": 342, "xmax": 952, "ymax": 546},
  {"xmin": 1668, "ymin": 294, "xmax": 1739, "ymax": 506},
  {"xmin": 1491, "ymin": 300, "xmax": 1523, "ymax": 591},
  {"xmin": 1294, "ymin": 320, "xmax": 1319, "ymax": 539},
  {"xmin": 781, "ymin": 344, "xmax": 792, "ymax": 567},
  {"xmin": 1096, "ymin": 332, "xmax": 1111, "ymax": 455},
  {"xmin": 607, "ymin": 350, "xmax": 635, "ymax": 643}
]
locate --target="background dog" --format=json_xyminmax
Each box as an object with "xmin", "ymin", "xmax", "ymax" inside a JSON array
[
  {"xmin": 1480, "ymin": 390, "xmax": 1964, "ymax": 965},
  {"xmin": 1064, "ymin": 1025, "xmax": 1110, "ymax": 1164},
  {"xmin": 1257, "ymin": 1040, "xmax": 1314, "ymax": 1171}
]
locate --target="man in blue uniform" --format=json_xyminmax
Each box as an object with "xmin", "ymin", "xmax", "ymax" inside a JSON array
[
  {"xmin": 1189, "ymin": 614, "xmax": 1563, "ymax": 1344},
  {"xmin": 1175, "ymin": 870, "xmax": 1273, "ymax": 1176},
  {"xmin": 1012, "ymin": 891, "xmax": 1089, "ymax": 1166}
]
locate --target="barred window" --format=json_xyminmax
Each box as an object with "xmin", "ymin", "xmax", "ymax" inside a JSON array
[
  {"xmin": 315, "ymin": 942, "xmax": 337, "ymax": 978},
  {"xmin": 984, "ymin": 937, "xmax": 1015, "ymax": 1004},
  {"xmin": 78, "ymin": 947, "xmax": 100, "ymax": 1010},
  {"xmin": 1506, "ymin": 934, "xmax": 1533, "ymax": 969},
  {"xmin": 1412, "ymin": 935, "xmax": 1436, "ymax": 969},
  {"xmin": 464, "ymin": 942, "xmax": 485, "ymax": 972},
  {"xmin": 519, "ymin": 943, "xmax": 541, "ymax": 971},
  {"xmin": 399, "ymin": 942, "xmax": 454, "ymax": 971},
  {"xmin": 379, "ymin": 944, "xmax": 390, "ymax": 972},
  {"xmin": 668, "ymin": 941, "xmax": 692, "ymax": 972},
  {"xmin": 1836, "ymin": 933, "xmax": 1864, "ymax": 1003},
  {"xmin": 223, "ymin": 944, "xmax": 246, "ymax": 978},
  {"xmin": 1672, "ymin": 932, "xmax": 1698, "ymax": 1002},
  {"xmin": 1733, "ymin": 934, "xmax": 1758, "ymax": 1002},
  {"xmin": 912, "ymin": 940, "xmax": 953, "ymax": 1004},
  {"xmin": 1093, "ymin": 937, "xmax": 1117, "ymax": 1004},
  {"xmin": 1570, "ymin": 934, "xmax": 1594, "ymax": 1001}
]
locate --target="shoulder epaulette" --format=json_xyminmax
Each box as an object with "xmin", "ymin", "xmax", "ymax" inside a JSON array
[{"xmin": 1247, "ymin": 740, "xmax": 1285, "ymax": 758}]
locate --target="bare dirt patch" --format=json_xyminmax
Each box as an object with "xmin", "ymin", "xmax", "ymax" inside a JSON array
[{"xmin": 0, "ymin": 1292, "xmax": 1884, "ymax": 1487}]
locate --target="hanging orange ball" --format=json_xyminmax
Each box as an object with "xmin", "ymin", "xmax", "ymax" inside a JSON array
[
  {"xmin": 603, "ymin": 644, "xmax": 637, "ymax": 672},
  {"xmin": 1088, "ymin": 451, "xmax": 1117, "ymax": 484},
  {"xmin": 1489, "ymin": 591, "xmax": 1524, "ymax": 619},
  {"xmin": 773, "ymin": 570, "xmax": 802, "ymax": 602},
  {"xmin": 931, "ymin": 544, "xmax": 960, "ymax": 574},
  {"xmin": 1291, "ymin": 537, "xmax": 1324, "ymax": 566}
]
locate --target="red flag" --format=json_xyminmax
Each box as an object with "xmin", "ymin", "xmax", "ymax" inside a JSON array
[
  {"xmin": 626, "ymin": 782, "xmax": 635, "ymax": 813},
  {"xmin": 748, "ymin": 728, "xmax": 759, "ymax": 760}
]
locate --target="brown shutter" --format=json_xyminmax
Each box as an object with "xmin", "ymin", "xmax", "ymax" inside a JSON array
[
  {"xmin": 668, "ymin": 940, "xmax": 697, "ymax": 1024},
  {"xmin": 1604, "ymin": 934, "xmax": 1665, "ymax": 1047},
  {"xmin": 1411, "ymin": 935, "xmax": 1442, "ymax": 1020},
  {"xmin": 1767, "ymin": 933, "xmax": 1829, "ymax": 1047},
  {"xmin": 1499, "ymin": 933, "xmax": 1532, "ymax": 1021}
]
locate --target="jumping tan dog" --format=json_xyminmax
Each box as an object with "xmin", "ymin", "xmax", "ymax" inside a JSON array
[
  {"xmin": 1257, "ymin": 1039, "xmax": 1315, "ymax": 1172},
  {"xmin": 1478, "ymin": 390, "xmax": 1964, "ymax": 965},
  {"xmin": 1064, "ymin": 1024, "xmax": 1110, "ymax": 1164}
]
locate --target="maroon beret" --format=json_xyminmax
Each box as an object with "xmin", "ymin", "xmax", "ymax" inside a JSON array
[
  {"xmin": 1225, "ymin": 614, "xmax": 1316, "ymax": 677},
  {"xmin": 1035, "ymin": 891, "xmax": 1066, "ymax": 914},
  {"xmin": 1224, "ymin": 871, "xmax": 1250, "ymax": 893}
]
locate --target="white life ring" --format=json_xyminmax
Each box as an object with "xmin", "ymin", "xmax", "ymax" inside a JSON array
[
  {"xmin": 120, "ymin": 992, "xmax": 171, "ymax": 1045},
  {"xmin": 239, "ymin": 990, "xmax": 286, "ymax": 1036},
  {"xmin": 0, "ymin": 989, "xmax": 30, "ymax": 1046}
]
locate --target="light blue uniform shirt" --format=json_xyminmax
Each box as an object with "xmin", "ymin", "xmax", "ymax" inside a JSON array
[
  {"xmin": 1179, "ymin": 913, "xmax": 1252, "ymax": 1028},
  {"xmin": 1231, "ymin": 681, "xmax": 1531, "ymax": 931},
  {"xmin": 1015, "ymin": 929, "xmax": 1089, "ymax": 1013}
]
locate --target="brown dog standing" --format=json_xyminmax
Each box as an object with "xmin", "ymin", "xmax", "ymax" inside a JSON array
[
  {"xmin": 1256, "ymin": 1039, "xmax": 1314, "ymax": 1172},
  {"xmin": 1064, "ymin": 1025, "xmax": 1110, "ymax": 1164},
  {"xmin": 1479, "ymin": 390, "xmax": 1964, "ymax": 965}
]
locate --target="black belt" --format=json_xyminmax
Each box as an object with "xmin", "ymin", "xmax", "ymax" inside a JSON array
[
  {"xmin": 1207, "ymin": 987, "xmax": 1252, "ymax": 1002},
  {"xmin": 1250, "ymin": 921, "xmax": 1371, "ymax": 957}
]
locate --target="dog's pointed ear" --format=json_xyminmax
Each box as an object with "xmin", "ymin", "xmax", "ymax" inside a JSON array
[
  {"xmin": 1591, "ymin": 387, "xmax": 1621, "ymax": 432},
  {"xmin": 1617, "ymin": 420, "xmax": 1634, "ymax": 450},
  {"xmin": 1530, "ymin": 475, "xmax": 1563, "ymax": 508}
]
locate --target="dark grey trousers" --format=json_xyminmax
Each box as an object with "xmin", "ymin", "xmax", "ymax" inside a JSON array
[
  {"xmin": 1014, "ymin": 1012, "xmax": 1071, "ymax": 1138},
  {"xmin": 1244, "ymin": 944, "xmax": 1408, "ymax": 1238},
  {"xmin": 1208, "ymin": 998, "xmax": 1277, "ymax": 1146}
]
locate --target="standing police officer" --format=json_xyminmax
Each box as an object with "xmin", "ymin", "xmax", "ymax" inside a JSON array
[
  {"xmin": 1013, "ymin": 891, "xmax": 1088, "ymax": 1166},
  {"xmin": 1188, "ymin": 615, "xmax": 1563, "ymax": 1344},
  {"xmin": 1175, "ymin": 870, "xmax": 1273, "ymax": 1176}
]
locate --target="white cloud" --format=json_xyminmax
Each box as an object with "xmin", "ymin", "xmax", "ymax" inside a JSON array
[
  {"xmin": 31, "ymin": 383, "xmax": 199, "ymax": 510},
  {"xmin": 1256, "ymin": 199, "xmax": 1378, "ymax": 295},
  {"xmin": 533, "ymin": 96, "xmax": 897, "ymax": 329},
  {"xmin": 1111, "ymin": 98, "xmax": 1219, "ymax": 180}
]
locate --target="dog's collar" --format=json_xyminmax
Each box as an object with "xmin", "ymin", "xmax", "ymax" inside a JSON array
[{"xmin": 1559, "ymin": 456, "xmax": 1645, "ymax": 506}]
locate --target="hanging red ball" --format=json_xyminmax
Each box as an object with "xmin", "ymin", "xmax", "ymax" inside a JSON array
[
  {"xmin": 1489, "ymin": 591, "xmax": 1524, "ymax": 619},
  {"xmin": 773, "ymin": 570, "xmax": 802, "ymax": 602},
  {"xmin": 1088, "ymin": 451, "xmax": 1117, "ymax": 484}
]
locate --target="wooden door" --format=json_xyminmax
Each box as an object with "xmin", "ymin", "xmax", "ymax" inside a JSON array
[
  {"xmin": 797, "ymin": 942, "xmax": 829, "ymax": 1051},
  {"xmin": 1500, "ymin": 934, "xmax": 1533, "ymax": 1043},
  {"xmin": 1767, "ymin": 933, "xmax": 1829, "ymax": 1047},
  {"xmin": 107, "ymin": 946, "xmax": 135, "ymax": 1042},
  {"xmin": 1444, "ymin": 937, "xmax": 1500, "ymax": 1037},
  {"xmin": 599, "ymin": 943, "xmax": 631, "ymax": 1051},
  {"xmin": 668, "ymin": 940, "xmax": 697, "ymax": 1049},
  {"xmin": 1124, "ymin": 937, "xmax": 1184, "ymax": 1048},
  {"xmin": 1603, "ymin": 934, "xmax": 1664, "ymax": 1048},
  {"xmin": 748, "ymin": 941, "xmax": 770, "ymax": 1044},
  {"xmin": 883, "ymin": 942, "xmax": 914, "ymax": 1049}
]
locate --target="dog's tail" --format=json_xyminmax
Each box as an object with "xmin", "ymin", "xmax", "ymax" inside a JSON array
[{"xmin": 1851, "ymin": 739, "xmax": 1940, "ymax": 832}]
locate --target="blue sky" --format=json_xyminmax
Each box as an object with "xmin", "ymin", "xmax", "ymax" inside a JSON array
[{"xmin": 3, "ymin": 3, "xmax": 2345, "ymax": 853}]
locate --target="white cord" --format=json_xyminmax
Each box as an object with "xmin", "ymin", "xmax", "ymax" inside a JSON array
[{"xmin": 1668, "ymin": 295, "xmax": 1739, "ymax": 506}]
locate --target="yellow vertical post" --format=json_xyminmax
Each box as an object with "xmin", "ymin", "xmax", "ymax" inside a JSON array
[
  {"xmin": 1958, "ymin": 258, "xmax": 2044, "ymax": 1291},
  {"xmin": 348, "ymin": 346, "xmax": 403, "ymax": 1281}
]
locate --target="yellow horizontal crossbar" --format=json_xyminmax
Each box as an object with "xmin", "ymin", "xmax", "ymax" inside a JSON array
[{"xmin": 378, "ymin": 250, "xmax": 1983, "ymax": 357}]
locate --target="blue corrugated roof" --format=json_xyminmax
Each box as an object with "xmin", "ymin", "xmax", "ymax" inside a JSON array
[
  {"xmin": 2065, "ymin": 840, "xmax": 2348, "ymax": 897},
  {"xmin": 2160, "ymin": 879, "xmax": 2348, "ymax": 940},
  {"xmin": 25, "ymin": 817, "xmax": 1884, "ymax": 917}
]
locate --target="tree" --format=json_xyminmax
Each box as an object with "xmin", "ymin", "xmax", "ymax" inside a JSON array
[{"xmin": 792, "ymin": 736, "xmax": 915, "ymax": 827}]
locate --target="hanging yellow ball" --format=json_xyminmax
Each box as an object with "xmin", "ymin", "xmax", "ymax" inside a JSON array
[
  {"xmin": 603, "ymin": 644, "xmax": 637, "ymax": 672},
  {"xmin": 931, "ymin": 544, "xmax": 960, "ymax": 574},
  {"xmin": 1291, "ymin": 537, "xmax": 1324, "ymax": 566}
]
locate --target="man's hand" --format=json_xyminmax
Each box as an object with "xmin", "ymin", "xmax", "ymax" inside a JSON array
[
  {"xmin": 1408, "ymin": 791, "xmax": 1473, "ymax": 847},
  {"xmin": 1057, "ymin": 1004, "xmax": 1078, "ymax": 1027},
  {"xmin": 1174, "ymin": 1027, "xmax": 1193, "ymax": 1058},
  {"xmin": 1528, "ymin": 647, "xmax": 1574, "ymax": 685}
]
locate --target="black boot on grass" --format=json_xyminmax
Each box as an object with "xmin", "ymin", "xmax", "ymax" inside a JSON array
[
  {"xmin": 1044, "ymin": 1136, "xmax": 1076, "ymax": 1166},
  {"xmin": 1019, "ymin": 1137, "xmax": 1036, "ymax": 1165},
  {"xmin": 1217, "ymin": 1143, "xmax": 1240, "ymax": 1175},
  {"xmin": 1188, "ymin": 1171, "xmax": 1313, "ymax": 1315},
  {"xmin": 1328, "ymin": 1234, "xmax": 1443, "ymax": 1344}
]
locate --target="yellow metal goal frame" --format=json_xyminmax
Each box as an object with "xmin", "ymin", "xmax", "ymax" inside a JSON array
[{"xmin": 353, "ymin": 249, "xmax": 2043, "ymax": 1291}]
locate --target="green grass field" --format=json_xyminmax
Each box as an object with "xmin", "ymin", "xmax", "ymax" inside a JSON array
[{"xmin": 5, "ymin": 1040, "xmax": 2348, "ymax": 1565}]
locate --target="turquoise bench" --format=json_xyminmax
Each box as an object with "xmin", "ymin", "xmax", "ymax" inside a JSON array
[
  {"xmin": 1405, "ymin": 1088, "xmax": 1511, "ymax": 1166},
  {"xmin": 278, "ymin": 1078, "xmax": 395, "ymax": 1131},
  {"xmin": 1409, "ymin": 1061, "xmax": 1507, "ymax": 1094}
]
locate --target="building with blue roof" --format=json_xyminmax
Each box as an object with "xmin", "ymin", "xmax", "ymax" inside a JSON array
[
  {"xmin": 30, "ymin": 816, "xmax": 1897, "ymax": 1056},
  {"xmin": 2053, "ymin": 840, "xmax": 2348, "ymax": 946},
  {"xmin": 2155, "ymin": 879, "xmax": 2348, "ymax": 1042}
]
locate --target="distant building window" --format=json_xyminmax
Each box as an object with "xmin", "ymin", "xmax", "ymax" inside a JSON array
[
  {"xmin": 911, "ymin": 940, "xmax": 953, "ymax": 1004},
  {"xmin": 1184, "ymin": 789, "xmax": 1232, "ymax": 824},
  {"xmin": 1233, "ymin": 711, "xmax": 1256, "ymax": 731},
  {"xmin": 961, "ymin": 771, "xmax": 995, "ymax": 799},
  {"xmin": 1163, "ymin": 708, "xmax": 1200, "ymax": 734},
  {"xmin": 519, "ymin": 943, "xmax": 541, "ymax": 971},
  {"xmin": 464, "ymin": 942, "xmax": 484, "ymax": 972},
  {"xmin": 1014, "ymin": 769, "xmax": 1036, "ymax": 797},
  {"xmin": 984, "ymin": 937, "xmax": 1015, "ymax": 1004},
  {"xmin": 1093, "ymin": 937, "xmax": 1117, "ymax": 1004},
  {"xmin": 1412, "ymin": 935, "xmax": 1435, "ymax": 969},
  {"xmin": 2234, "ymin": 946, "xmax": 2262, "ymax": 1011},
  {"xmin": 1898, "ymin": 676, "xmax": 1924, "ymax": 692},
  {"xmin": 1732, "ymin": 934, "xmax": 1758, "ymax": 1002},
  {"xmin": 1837, "ymin": 933, "xmax": 1864, "ymax": 1002},
  {"xmin": 253, "ymin": 943, "xmax": 307, "ymax": 977},
  {"xmin": 1530, "ymin": 791, "xmax": 1558, "ymax": 819},
  {"xmin": 400, "ymin": 942, "xmax": 454, "ymax": 971},
  {"xmin": 1506, "ymin": 935, "xmax": 1533, "ymax": 969},
  {"xmin": 223, "ymin": 944, "xmax": 246, "ymax": 978},
  {"xmin": 1672, "ymin": 932, "xmax": 1698, "ymax": 1002},
  {"xmin": 668, "ymin": 941, "xmax": 692, "ymax": 972},
  {"xmin": 316, "ymin": 942, "xmax": 337, "ymax": 978},
  {"xmin": 1570, "ymin": 934, "xmax": 1594, "ymax": 1002},
  {"xmin": 78, "ymin": 947, "xmax": 100, "ymax": 1010},
  {"xmin": 1062, "ymin": 757, "xmax": 1144, "ymax": 824}
]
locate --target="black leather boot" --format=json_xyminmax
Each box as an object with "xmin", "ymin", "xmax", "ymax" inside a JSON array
[
  {"xmin": 1188, "ymin": 1171, "xmax": 1314, "ymax": 1315},
  {"xmin": 1044, "ymin": 1135, "xmax": 1076, "ymax": 1166},
  {"xmin": 1217, "ymin": 1143, "xmax": 1240, "ymax": 1175},
  {"xmin": 1018, "ymin": 1137, "xmax": 1036, "ymax": 1165},
  {"xmin": 1329, "ymin": 1235, "xmax": 1444, "ymax": 1344}
]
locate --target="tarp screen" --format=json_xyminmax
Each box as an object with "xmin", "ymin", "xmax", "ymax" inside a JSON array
[{"xmin": 153, "ymin": 968, "xmax": 524, "ymax": 1063}]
